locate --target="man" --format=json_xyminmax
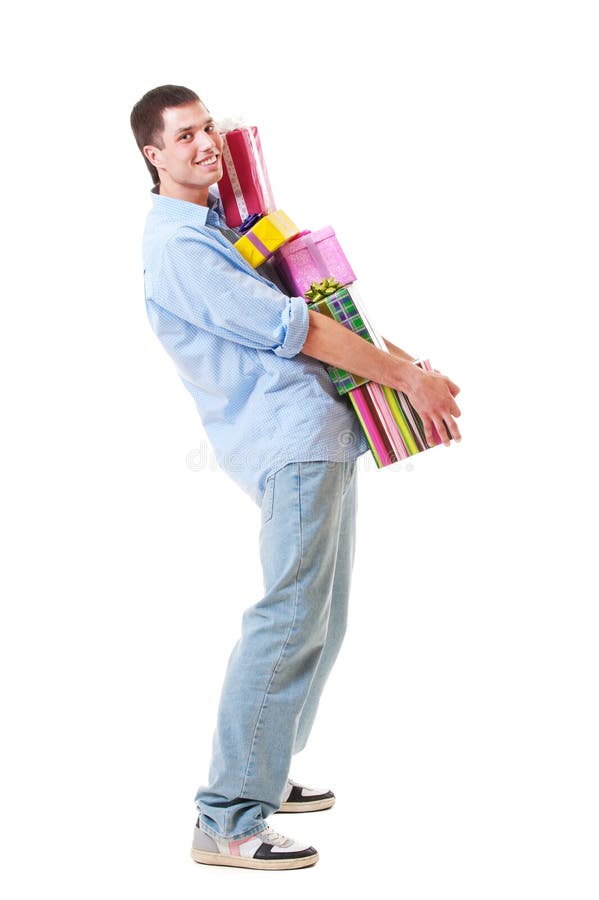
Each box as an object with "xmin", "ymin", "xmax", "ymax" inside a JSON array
[{"xmin": 130, "ymin": 85, "xmax": 461, "ymax": 871}]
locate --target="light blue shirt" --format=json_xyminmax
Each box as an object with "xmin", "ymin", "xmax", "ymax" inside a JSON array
[{"xmin": 141, "ymin": 185, "xmax": 369, "ymax": 505}]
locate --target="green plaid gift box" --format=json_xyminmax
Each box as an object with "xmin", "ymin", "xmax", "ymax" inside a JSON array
[{"xmin": 307, "ymin": 286, "xmax": 373, "ymax": 395}]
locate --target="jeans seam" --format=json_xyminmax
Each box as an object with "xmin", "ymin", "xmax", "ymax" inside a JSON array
[
  {"xmin": 341, "ymin": 460, "xmax": 355, "ymax": 497},
  {"xmin": 235, "ymin": 464, "xmax": 304, "ymax": 815}
]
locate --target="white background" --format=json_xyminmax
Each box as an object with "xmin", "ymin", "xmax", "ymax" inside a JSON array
[{"xmin": 1, "ymin": 1, "xmax": 597, "ymax": 897}]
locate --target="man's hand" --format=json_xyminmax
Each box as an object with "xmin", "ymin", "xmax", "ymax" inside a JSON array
[
  {"xmin": 301, "ymin": 312, "xmax": 462, "ymax": 447},
  {"xmin": 380, "ymin": 339, "xmax": 462, "ymax": 445},
  {"xmin": 401, "ymin": 365, "xmax": 462, "ymax": 447}
]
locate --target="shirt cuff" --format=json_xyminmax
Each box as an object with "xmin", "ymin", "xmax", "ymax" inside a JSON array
[{"xmin": 273, "ymin": 296, "xmax": 310, "ymax": 359}]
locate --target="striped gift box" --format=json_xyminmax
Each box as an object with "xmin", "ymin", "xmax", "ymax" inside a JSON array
[{"xmin": 348, "ymin": 364, "xmax": 450, "ymax": 468}]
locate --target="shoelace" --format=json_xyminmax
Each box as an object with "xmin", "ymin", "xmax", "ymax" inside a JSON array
[{"xmin": 260, "ymin": 826, "xmax": 294, "ymax": 848}]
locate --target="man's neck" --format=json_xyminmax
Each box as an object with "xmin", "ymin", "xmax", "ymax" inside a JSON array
[{"xmin": 156, "ymin": 179, "xmax": 210, "ymax": 207}]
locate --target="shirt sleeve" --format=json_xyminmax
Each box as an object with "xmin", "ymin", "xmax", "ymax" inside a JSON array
[{"xmin": 155, "ymin": 225, "xmax": 309, "ymax": 359}]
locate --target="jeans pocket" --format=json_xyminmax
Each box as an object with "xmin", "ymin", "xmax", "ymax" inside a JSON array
[{"xmin": 261, "ymin": 473, "xmax": 276, "ymax": 526}]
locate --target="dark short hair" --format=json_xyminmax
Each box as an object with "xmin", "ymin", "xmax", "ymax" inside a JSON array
[{"xmin": 130, "ymin": 85, "xmax": 203, "ymax": 185}]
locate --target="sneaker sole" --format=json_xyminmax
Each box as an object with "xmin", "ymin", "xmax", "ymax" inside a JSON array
[
  {"xmin": 276, "ymin": 796, "xmax": 335, "ymax": 813},
  {"xmin": 191, "ymin": 848, "xmax": 319, "ymax": 870}
]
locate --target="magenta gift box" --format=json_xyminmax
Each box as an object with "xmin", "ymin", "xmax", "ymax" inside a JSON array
[{"xmin": 273, "ymin": 227, "xmax": 356, "ymax": 298}]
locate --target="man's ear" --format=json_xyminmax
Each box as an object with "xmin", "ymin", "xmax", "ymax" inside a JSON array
[{"xmin": 143, "ymin": 145, "xmax": 162, "ymax": 168}]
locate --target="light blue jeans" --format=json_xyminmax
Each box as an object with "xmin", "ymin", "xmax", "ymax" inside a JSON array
[{"xmin": 194, "ymin": 459, "xmax": 358, "ymax": 839}]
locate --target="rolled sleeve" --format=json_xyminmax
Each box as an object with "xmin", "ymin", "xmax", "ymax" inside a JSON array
[
  {"xmin": 273, "ymin": 295, "xmax": 309, "ymax": 358},
  {"xmin": 155, "ymin": 226, "xmax": 309, "ymax": 358}
]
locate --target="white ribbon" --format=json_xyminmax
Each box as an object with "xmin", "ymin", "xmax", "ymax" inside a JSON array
[{"xmin": 221, "ymin": 138, "xmax": 249, "ymax": 222}]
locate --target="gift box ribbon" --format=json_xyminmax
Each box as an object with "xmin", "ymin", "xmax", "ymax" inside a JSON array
[
  {"xmin": 304, "ymin": 277, "xmax": 342, "ymax": 303},
  {"xmin": 221, "ymin": 138, "xmax": 249, "ymax": 222}
]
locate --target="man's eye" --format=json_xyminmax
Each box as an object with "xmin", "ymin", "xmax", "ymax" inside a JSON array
[
  {"xmin": 205, "ymin": 125, "xmax": 214, "ymax": 132},
  {"xmin": 180, "ymin": 133, "xmax": 192, "ymax": 140}
]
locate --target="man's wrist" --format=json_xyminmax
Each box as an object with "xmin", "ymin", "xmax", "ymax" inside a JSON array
[
  {"xmin": 379, "ymin": 352, "xmax": 415, "ymax": 392},
  {"xmin": 382, "ymin": 337, "xmax": 417, "ymax": 364}
]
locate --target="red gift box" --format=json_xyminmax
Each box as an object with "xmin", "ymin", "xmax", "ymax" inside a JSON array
[{"xmin": 217, "ymin": 127, "xmax": 276, "ymax": 228}]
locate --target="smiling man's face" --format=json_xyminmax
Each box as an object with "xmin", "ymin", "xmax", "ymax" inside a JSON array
[{"xmin": 143, "ymin": 101, "xmax": 224, "ymax": 205}]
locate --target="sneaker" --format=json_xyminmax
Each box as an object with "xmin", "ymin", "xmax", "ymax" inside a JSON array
[
  {"xmin": 191, "ymin": 819, "xmax": 319, "ymax": 870},
  {"xmin": 275, "ymin": 777, "xmax": 336, "ymax": 813}
]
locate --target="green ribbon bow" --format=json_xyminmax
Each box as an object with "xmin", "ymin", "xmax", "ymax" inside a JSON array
[{"xmin": 304, "ymin": 277, "xmax": 342, "ymax": 303}]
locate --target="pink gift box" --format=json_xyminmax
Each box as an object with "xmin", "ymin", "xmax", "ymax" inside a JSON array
[
  {"xmin": 273, "ymin": 227, "xmax": 357, "ymax": 298},
  {"xmin": 217, "ymin": 127, "xmax": 276, "ymax": 228}
]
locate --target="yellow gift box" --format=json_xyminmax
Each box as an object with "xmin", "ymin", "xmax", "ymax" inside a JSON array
[{"xmin": 234, "ymin": 210, "xmax": 299, "ymax": 268}]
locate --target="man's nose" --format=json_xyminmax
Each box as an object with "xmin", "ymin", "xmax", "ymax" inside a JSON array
[{"xmin": 196, "ymin": 131, "xmax": 217, "ymax": 151}]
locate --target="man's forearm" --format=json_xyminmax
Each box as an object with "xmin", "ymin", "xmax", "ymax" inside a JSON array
[{"xmin": 300, "ymin": 310, "xmax": 414, "ymax": 391}]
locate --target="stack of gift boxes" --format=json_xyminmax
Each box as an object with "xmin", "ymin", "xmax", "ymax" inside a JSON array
[{"xmin": 217, "ymin": 124, "xmax": 452, "ymax": 468}]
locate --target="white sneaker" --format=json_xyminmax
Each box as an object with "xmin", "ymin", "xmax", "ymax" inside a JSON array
[
  {"xmin": 276, "ymin": 777, "xmax": 336, "ymax": 813},
  {"xmin": 191, "ymin": 819, "xmax": 319, "ymax": 870}
]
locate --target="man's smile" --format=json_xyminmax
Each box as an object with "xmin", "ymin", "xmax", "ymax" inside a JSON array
[{"xmin": 195, "ymin": 153, "xmax": 220, "ymax": 168}]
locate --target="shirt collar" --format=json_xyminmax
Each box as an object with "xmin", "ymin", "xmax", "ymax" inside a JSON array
[{"xmin": 150, "ymin": 183, "xmax": 224, "ymax": 228}]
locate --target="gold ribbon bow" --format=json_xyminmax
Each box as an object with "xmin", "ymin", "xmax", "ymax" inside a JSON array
[{"xmin": 304, "ymin": 277, "xmax": 341, "ymax": 303}]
